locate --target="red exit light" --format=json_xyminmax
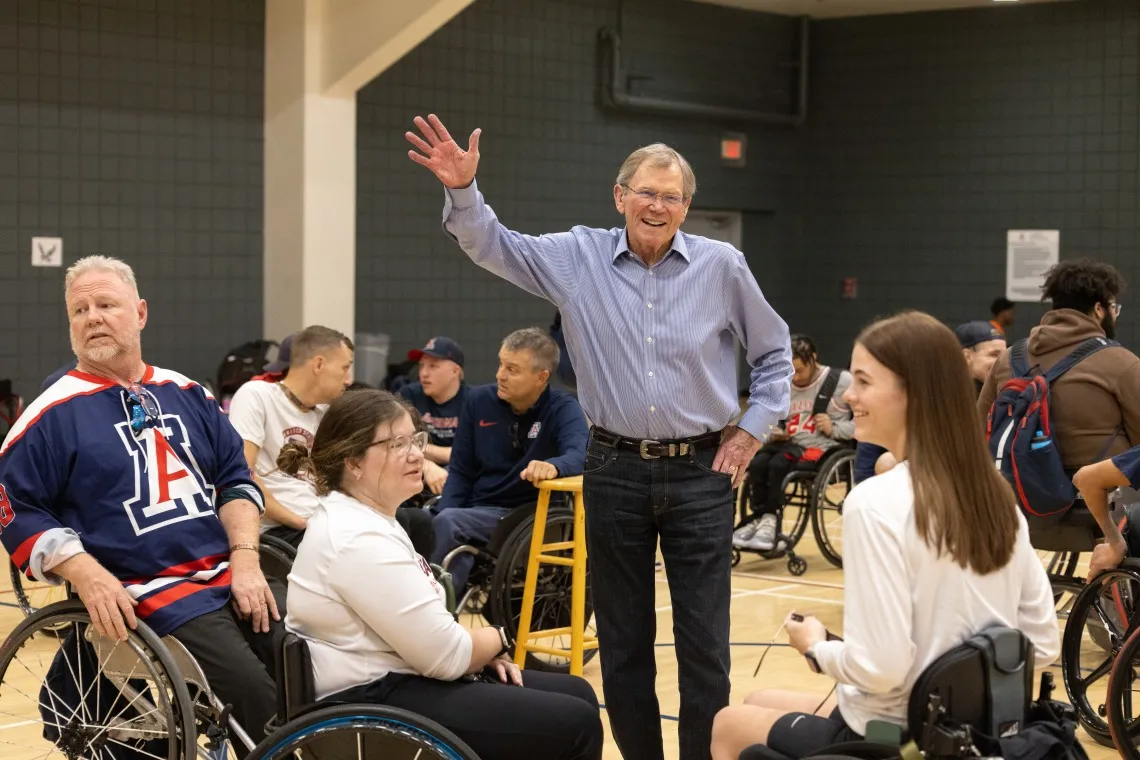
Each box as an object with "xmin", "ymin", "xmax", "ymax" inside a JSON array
[{"xmin": 721, "ymin": 138, "xmax": 743, "ymax": 160}]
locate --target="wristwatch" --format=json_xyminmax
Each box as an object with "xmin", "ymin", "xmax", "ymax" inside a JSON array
[{"xmin": 492, "ymin": 625, "xmax": 513, "ymax": 658}]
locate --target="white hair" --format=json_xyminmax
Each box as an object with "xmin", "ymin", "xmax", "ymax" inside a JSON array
[
  {"xmin": 615, "ymin": 143, "xmax": 697, "ymax": 199},
  {"xmin": 64, "ymin": 255, "xmax": 139, "ymax": 299}
]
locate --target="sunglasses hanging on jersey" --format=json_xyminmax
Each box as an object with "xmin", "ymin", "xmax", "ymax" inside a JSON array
[{"xmin": 123, "ymin": 382, "xmax": 160, "ymax": 435}]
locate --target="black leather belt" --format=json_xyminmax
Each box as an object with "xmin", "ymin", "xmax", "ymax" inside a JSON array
[{"xmin": 590, "ymin": 426, "xmax": 722, "ymax": 460}]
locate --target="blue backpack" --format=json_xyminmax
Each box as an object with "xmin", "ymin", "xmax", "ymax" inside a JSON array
[{"xmin": 985, "ymin": 337, "xmax": 1118, "ymax": 527}]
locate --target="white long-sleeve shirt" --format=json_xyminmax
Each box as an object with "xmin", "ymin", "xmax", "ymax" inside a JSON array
[
  {"xmin": 811, "ymin": 462, "xmax": 1060, "ymax": 735},
  {"xmin": 284, "ymin": 491, "xmax": 472, "ymax": 699}
]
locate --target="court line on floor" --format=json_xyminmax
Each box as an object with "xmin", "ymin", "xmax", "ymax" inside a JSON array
[
  {"xmin": 730, "ymin": 570, "xmax": 845, "ymax": 590},
  {"xmin": 655, "ymin": 583, "xmax": 811, "ymax": 613},
  {"xmin": 0, "ymin": 719, "xmax": 37, "ymax": 730}
]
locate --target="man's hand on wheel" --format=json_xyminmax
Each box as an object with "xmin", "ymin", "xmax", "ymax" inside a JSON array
[
  {"xmin": 229, "ymin": 550, "xmax": 280, "ymax": 634},
  {"xmin": 713, "ymin": 425, "xmax": 762, "ymax": 489},
  {"xmin": 57, "ymin": 554, "xmax": 138, "ymax": 642},
  {"xmin": 406, "ymin": 114, "xmax": 481, "ymax": 190}
]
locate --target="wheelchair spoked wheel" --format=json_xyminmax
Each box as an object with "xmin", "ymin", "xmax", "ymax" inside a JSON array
[
  {"xmin": 1061, "ymin": 561, "xmax": 1140, "ymax": 746},
  {"xmin": 246, "ymin": 704, "xmax": 480, "ymax": 760},
  {"xmin": 488, "ymin": 507, "xmax": 599, "ymax": 673},
  {"xmin": 731, "ymin": 473, "xmax": 811, "ymax": 569},
  {"xmin": 0, "ymin": 599, "xmax": 197, "ymax": 760},
  {"xmin": 1107, "ymin": 623, "xmax": 1140, "ymax": 759},
  {"xmin": 9, "ymin": 560, "xmax": 72, "ymax": 634},
  {"xmin": 809, "ymin": 450, "xmax": 854, "ymax": 570}
]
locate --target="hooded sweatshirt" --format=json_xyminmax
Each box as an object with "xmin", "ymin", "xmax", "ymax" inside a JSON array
[{"xmin": 977, "ymin": 309, "xmax": 1140, "ymax": 469}]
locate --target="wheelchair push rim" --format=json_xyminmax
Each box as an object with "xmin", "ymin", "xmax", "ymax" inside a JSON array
[
  {"xmin": 0, "ymin": 599, "xmax": 197, "ymax": 760},
  {"xmin": 810, "ymin": 450, "xmax": 854, "ymax": 570},
  {"xmin": 1060, "ymin": 562, "xmax": 1140, "ymax": 746},
  {"xmin": 1107, "ymin": 620, "xmax": 1140, "ymax": 758},
  {"xmin": 9, "ymin": 561, "xmax": 72, "ymax": 633},
  {"xmin": 245, "ymin": 704, "xmax": 480, "ymax": 760}
]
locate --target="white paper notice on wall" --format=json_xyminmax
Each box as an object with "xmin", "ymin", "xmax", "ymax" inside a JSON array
[
  {"xmin": 31, "ymin": 237, "xmax": 63, "ymax": 267},
  {"xmin": 1006, "ymin": 230, "xmax": 1059, "ymax": 302}
]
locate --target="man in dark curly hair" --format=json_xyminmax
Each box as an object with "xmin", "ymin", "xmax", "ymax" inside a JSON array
[{"xmin": 979, "ymin": 257, "xmax": 1140, "ymax": 475}]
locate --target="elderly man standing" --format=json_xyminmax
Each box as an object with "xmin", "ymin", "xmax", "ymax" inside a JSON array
[{"xmin": 407, "ymin": 115, "xmax": 792, "ymax": 760}]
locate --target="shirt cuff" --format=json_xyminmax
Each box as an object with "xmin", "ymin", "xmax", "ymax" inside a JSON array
[
  {"xmin": 738, "ymin": 405, "xmax": 782, "ymax": 445},
  {"xmin": 444, "ymin": 180, "xmax": 479, "ymax": 210},
  {"xmin": 810, "ymin": 639, "xmax": 844, "ymax": 680},
  {"xmin": 36, "ymin": 528, "xmax": 86, "ymax": 584}
]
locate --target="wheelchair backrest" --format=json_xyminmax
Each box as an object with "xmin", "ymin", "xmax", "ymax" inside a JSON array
[
  {"xmin": 276, "ymin": 632, "xmax": 317, "ymax": 723},
  {"xmin": 908, "ymin": 624, "xmax": 1033, "ymax": 745}
]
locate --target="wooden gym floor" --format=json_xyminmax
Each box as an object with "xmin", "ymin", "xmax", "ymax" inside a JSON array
[{"xmin": 0, "ymin": 531, "xmax": 1120, "ymax": 760}]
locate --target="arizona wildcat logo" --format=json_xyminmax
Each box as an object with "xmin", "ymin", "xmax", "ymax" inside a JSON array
[{"xmin": 116, "ymin": 414, "xmax": 215, "ymax": 536}]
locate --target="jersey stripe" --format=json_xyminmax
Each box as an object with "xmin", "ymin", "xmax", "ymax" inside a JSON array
[
  {"xmin": 134, "ymin": 568, "xmax": 232, "ymax": 618},
  {"xmin": 126, "ymin": 562, "xmax": 230, "ymax": 599},
  {"xmin": 10, "ymin": 530, "xmax": 45, "ymax": 570}
]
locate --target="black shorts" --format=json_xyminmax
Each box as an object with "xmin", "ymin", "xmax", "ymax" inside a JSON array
[{"xmin": 767, "ymin": 707, "xmax": 862, "ymax": 757}]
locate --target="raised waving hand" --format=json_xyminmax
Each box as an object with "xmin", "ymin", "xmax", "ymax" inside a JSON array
[{"xmin": 406, "ymin": 114, "xmax": 481, "ymax": 190}]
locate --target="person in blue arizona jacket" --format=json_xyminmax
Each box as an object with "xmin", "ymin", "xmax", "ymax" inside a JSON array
[{"xmin": 429, "ymin": 328, "xmax": 588, "ymax": 591}]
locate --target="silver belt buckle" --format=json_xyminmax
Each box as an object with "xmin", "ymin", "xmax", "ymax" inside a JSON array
[{"xmin": 639, "ymin": 440, "xmax": 661, "ymax": 460}]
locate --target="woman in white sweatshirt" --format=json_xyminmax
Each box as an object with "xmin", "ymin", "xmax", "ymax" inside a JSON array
[
  {"xmin": 277, "ymin": 388, "xmax": 603, "ymax": 760},
  {"xmin": 711, "ymin": 311, "xmax": 1061, "ymax": 760}
]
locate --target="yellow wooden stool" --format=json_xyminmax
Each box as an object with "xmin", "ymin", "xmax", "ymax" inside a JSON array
[{"xmin": 513, "ymin": 475, "xmax": 599, "ymax": 676}]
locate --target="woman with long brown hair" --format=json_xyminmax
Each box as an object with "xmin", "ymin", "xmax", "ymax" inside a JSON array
[
  {"xmin": 277, "ymin": 388, "xmax": 603, "ymax": 760},
  {"xmin": 711, "ymin": 311, "xmax": 1060, "ymax": 760}
]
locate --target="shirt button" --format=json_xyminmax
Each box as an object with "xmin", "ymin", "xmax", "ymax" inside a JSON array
[
  {"xmin": 650, "ymin": 405, "xmax": 656, "ymax": 412},
  {"xmin": 648, "ymin": 371, "xmax": 654, "ymax": 377},
  {"xmin": 647, "ymin": 337, "xmax": 653, "ymax": 343},
  {"xmin": 647, "ymin": 302, "xmax": 653, "ymax": 309},
  {"xmin": 649, "ymin": 271, "xmax": 655, "ymax": 276}
]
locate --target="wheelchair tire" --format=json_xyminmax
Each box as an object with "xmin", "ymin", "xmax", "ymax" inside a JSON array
[
  {"xmin": 246, "ymin": 703, "xmax": 480, "ymax": 760},
  {"xmin": 9, "ymin": 559, "xmax": 72, "ymax": 632},
  {"xmin": 1060, "ymin": 561, "xmax": 1140, "ymax": 747},
  {"xmin": 1108, "ymin": 622, "xmax": 1140, "ymax": 759},
  {"xmin": 810, "ymin": 449, "xmax": 854, "ymax": 570},
  {"xmin": 488, "ymin": 507, "xmax": 599, "ymax": 673},
  {"xmin": 259, "ymin": 534, "xmax": 297, "ymax": 586},
  {"xmin": 0, "ymin": 599, "xmax": 197, "ymax": 760}
]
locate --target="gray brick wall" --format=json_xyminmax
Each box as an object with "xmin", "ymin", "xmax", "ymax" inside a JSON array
[
  {"xmin": 356, "ymin": 0, "xmax": 803, "ymax": 385},
  {"xmin": 0, "ymin": 0, "xmax": 264, "ymax": 399},
  {"xmin": 799, "ymin": 0, "xmax": 1140, "ymax": 365}
]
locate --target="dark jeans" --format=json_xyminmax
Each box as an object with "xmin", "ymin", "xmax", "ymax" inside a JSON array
[
  {"xmin": 745, "ymin": 442, "xmax": 803, "ymax": 520},
  {"xmin": 168, "ymin": 578, "xmax": 288, "ymax": 756},
  {"xmin": 325, "ymin": 668, "xmax": 603, "ymax": 760},
  {"xmin": 582, "ymin": 435, "xmax": 734, "ymax": 760},
  {"xmin": 428, "ymin": 505, "xmax": 512, "ymax": 590}
]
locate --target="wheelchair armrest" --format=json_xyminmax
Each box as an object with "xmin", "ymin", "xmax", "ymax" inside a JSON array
[{"xmin": 431, "ymin": 563, "xmax": 457, "ymax": 615}]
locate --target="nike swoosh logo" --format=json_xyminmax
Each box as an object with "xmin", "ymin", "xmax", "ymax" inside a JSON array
[
  {"xmin": 479, "ymin": 420, "xmax": 498, "ymax": 427},
  {"xmin": 791, "ymin": 716, "xmax": 805, "ymax": 728}
]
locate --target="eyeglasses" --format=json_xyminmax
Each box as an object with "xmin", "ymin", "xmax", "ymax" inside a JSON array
[
  {"xmin": 621, "ymin": 184, "xmax": 685, "ymax": 208},
  {"xmin": 368, "ymin": 431, "xmax": 429, "ymax": 457},
  {"xmin": 1110, "ymin": 302, "xmax": 1123, "ymax": 317},
  {"xmin": 122, "ymin": 382, "xmax": 159, "ymax": 435}
]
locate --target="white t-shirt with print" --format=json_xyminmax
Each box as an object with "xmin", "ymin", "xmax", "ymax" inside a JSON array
[{"xmin": 227, "ymin": 380, "xmax": 323, "ymax": 530}]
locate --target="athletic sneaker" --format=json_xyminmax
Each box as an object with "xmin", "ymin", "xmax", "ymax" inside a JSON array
[
  {"xmin": 733, "ymin": 520, "xmax": 760, "ymax": 547},
  {"xmin": 742, "ymin": 513, "xmax": 779, "ymax": 551}
]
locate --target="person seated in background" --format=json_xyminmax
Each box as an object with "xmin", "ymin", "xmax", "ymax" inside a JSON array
[
  {"xmin": 399, "ymin": 336, "xmax": 470, "ymax": 497},
  {"xmin": 709, "ymin": 311, "xmax": 1059, "ymax": 760},
  {"xmin": 250, "ymin": 332, "xmax": 295, "ymax": 383},
  {"xmin": 227, "ymin": 325, "xmax": 354, "ymax": 549},
  {"xmin": 1073, "ymin": 445, "xmax": 1140, "ymax": 579},
  {"xmin": 990, "ymin": 296, "xmax": 1016, "ymax": 338},
  {"xmin": 429, "ymin": 328, "xmax": 588, "ymax": 592},
  {"xmin": 735, "ymin": 334, "xmax": 853, "ymax": 551},
  {"xmin": 1, "ymin": 255, "xmax": 283, "ymax": 753},
  {"xmin": 279, "ymin": 389, "xmax": 603, "ymax": 760},
  {"xmin": 854, "ymin": 319, "xmax": 1004, "ymax": 485},
  {"xmin": 954, "ymin": 320, "xmax": 1005, "ymax": 395}
]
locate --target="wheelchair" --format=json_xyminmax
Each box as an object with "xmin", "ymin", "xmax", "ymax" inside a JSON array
[
  {"xmin": 7, "ymin": 536, "xmax": 298, "ymax": 625},
  {"xmin": 731, "ymin": 443, "xmax": 856, "ymax": 575},
  {"xmin": 440, "ymin": 495, "xmax": 598, "ymax": 673},
  {"xmin": 0, "ymin": 598, "xmax": 482, "ymax": 760},
  {"xmin": 741, "ymin": 626, "xmax": 1079, "ymax": 760}
]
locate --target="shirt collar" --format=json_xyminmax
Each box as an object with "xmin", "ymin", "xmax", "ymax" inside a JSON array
[{"xmin": 613, "ymin": 229, "xmax": 690, "ymax": 263}]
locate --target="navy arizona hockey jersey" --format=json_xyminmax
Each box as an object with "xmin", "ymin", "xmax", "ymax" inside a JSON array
[{"xmin": 0, "ymin": 365, "xmax": 263, "ymax": 636}]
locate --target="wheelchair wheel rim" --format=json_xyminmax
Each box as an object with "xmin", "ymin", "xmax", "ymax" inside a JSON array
[
  {"xmin": 252, "ymin": 714, "xmax": 472, "ymax": 760},
  {"xmin": 810, "ymin": 454, "xmax": 852, "ymax": 569},
  {"xmin": 1061, "ymin": 566, "xmax": 1140, "ymax": 743},
  {"xmin": 9, "ymin": 561, "xmax": 71, "ymax": 630},
  {"xmin": 0, "ymin": 607, "xmax": 189, "ymax": 760}
]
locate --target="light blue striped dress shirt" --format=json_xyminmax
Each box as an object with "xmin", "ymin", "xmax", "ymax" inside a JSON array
[{"xmin": 442, "ymin": 180, "xmax": 793, "ymax": 443}]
